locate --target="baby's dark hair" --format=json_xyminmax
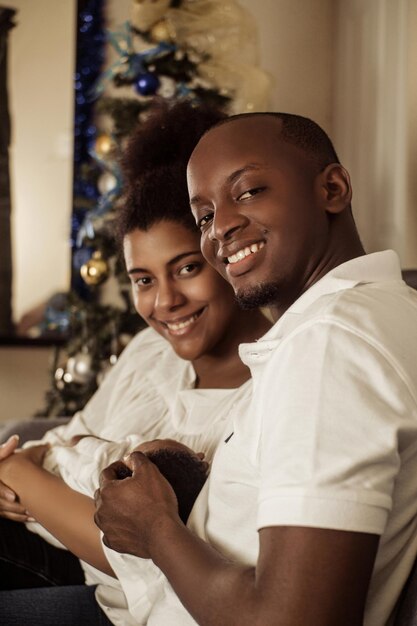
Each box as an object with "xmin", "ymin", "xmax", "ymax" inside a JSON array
[
  {"xmin": 213, "ymin": 111, "xmax": 340, "ymax": 171},
  {"xmin": 146, "ymin": 448, "xmax": 208, "ymax": 524},
  {"xmin": 116, "ymin": 100, "xmax": 226, "ymax": 247},
  {"xmin": 115, "ymin": 448, "xmax": 208, "ymax": 524}
]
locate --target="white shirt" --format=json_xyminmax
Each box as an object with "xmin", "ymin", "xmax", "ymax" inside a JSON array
[
  {"xmin": 148, "ymin": 251, "xmax": 417, "ymax": 626},
  {"xmin": 24, "ymin": 327, "xmax": 251, "ymax": 626}
]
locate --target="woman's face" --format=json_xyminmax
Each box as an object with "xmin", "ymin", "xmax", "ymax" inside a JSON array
[{"xmin": 123, "ymin": 220, "xmax": 241, "ymax": 362}]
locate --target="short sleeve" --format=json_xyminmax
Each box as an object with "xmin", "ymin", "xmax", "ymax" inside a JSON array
[{"xmin": 257, "ymin": 320, "xmax": 411, "ymax": 535}]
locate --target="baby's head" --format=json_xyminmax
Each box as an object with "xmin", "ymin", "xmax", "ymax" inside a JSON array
[{"xmin": 121, "ymin": 439, "xmax": 208, "ymax": 524}]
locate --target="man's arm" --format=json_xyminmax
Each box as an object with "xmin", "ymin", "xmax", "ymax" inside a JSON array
[
  {"xmin": 95, "ymin": 453, "xmax": 378, "ymax": 626},
  {"xmin": 0, "ymin": 448, "xmax": 114, "ymax": 577}
]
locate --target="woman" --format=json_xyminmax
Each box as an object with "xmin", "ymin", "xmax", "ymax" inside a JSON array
[{"xmin": 0, "ymin": 102, "xmax": 271, "ymax": 625}]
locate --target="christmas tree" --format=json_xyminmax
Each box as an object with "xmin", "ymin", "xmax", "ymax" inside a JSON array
[{"xmin": 38, "ymin": 0, "xmax": 270, "ymax": 417}]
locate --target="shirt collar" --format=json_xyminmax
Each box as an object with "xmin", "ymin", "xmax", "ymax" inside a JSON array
[{"xmin": 240, "ymin": 250, "xmax": 402, "ymax": 356}]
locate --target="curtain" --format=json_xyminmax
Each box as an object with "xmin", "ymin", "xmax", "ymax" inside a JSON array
[
  {"xmin": 0, "ymin": 7, "xmax": 16, "ymax": 334},
  {"xmin": 332, "ymin": 0, "xmax": 414, "ymax": 266}
]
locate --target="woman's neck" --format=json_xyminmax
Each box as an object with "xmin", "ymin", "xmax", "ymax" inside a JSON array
[{"xmin": 192, "ymin": 309, "xmax": 272, "ymax": 389}]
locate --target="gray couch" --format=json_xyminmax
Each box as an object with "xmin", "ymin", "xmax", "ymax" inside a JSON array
[{"xmin": 0, "ymin": 417, "xmax": 69, "ymax": 446}]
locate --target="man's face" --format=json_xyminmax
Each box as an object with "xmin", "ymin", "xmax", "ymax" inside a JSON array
[{"xmin": 188, "ymin": 117, "xmax": 332, "ymax": 313}]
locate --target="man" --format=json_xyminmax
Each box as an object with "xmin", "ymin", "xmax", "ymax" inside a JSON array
[{"xmin": 94, "ymin": 113, "xmax": 417, "ymax": 626}]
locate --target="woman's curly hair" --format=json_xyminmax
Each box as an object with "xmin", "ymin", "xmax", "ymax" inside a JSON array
[{"xmin": 116, "ymin": 100, "xmax": 226, "ymax": 247}]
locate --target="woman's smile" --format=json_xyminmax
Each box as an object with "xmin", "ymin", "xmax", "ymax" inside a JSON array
[{"xmin": 159, "ymin": 307, "xmax": 205, "ymax": 336}]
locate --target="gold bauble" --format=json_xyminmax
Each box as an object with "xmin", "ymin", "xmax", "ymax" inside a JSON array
[
  {"xmin": 150, "ymin": 19, "xmax": 172, "ymax": 43},
  {"xmin": 94, "ymin": 133, "xmax": 115, "ymax": 158},
  {"xmin": 131, "ymin": 0, "xmax": 170, "ymax": 32},
  {"xmin": 80, "ymin": 251, "xmax": 109, "ymax": 286}
]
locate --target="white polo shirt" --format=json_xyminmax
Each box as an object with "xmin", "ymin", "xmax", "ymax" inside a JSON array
[{"xmin": 149, "ymin": 251, "xmax": 417, "ymax": 626}]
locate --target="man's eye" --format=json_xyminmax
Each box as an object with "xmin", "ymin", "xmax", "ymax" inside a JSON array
[
  {"xmin": 237, "ymin": 187, "xmax": 265, "ymax": 201},
  {"xmin": 197, "ymin": 213, "xmax": 213, "ymax": 230},
  {"xmin": 178, "ymin": 263, "xmax": 200, "ymax": 276}
]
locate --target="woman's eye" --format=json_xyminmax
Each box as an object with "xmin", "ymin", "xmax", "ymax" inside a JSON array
[
  {"xmin": 197, "ymin": 213, "xmax": 213, "ymax": 230},
  {"xmin": 134, "ymin": 276, "xmax": 152, "ymax": 288},
  {"xmin": 237, "ymin": 187, "xmax": 265, "ymax": 201}
]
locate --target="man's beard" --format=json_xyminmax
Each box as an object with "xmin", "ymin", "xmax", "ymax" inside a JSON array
[{"xmin": 235, "ymin": 281, "xmax": 281, "ymax": 310}]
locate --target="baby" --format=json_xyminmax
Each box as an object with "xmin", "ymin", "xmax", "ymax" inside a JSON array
[{"xmin": 113, "ymin": 439, "xmax": 208, "ymax": 524}]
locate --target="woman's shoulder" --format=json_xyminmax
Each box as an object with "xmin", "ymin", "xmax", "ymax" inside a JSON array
[
  {"xmin": 100, "ymin": 326, "xmax": 193, "ymax": 398},
  {"xmin": 118, "ymin": 326, "xmax": 178, "ymax": 366}
]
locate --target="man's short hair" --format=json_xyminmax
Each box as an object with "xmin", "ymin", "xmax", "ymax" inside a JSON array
[{"xmin": 213, "ymin": 112, "xmax": 340, "ymax": 171}]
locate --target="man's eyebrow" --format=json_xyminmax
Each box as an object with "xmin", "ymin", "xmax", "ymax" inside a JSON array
[
  {"xmin": 189, "ymin": 163, "xmax": 264, "ymax": 206},
  {"xmin": 127, "ymin": 251, "xmax": 202, "ymax": 274},
  {"xmin": 226, "ymin": 163, "xmax": 263, "ymax": 185}
]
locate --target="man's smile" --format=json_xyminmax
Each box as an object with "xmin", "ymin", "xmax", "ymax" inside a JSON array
[{"xmin": 225, "ymin": 241, "xmax": 265, "ymax": 265}]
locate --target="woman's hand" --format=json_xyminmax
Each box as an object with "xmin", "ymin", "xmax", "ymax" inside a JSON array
[
  {"xmin": 0, "ymin": 435, "xmax": 29, "ymax": 521},
  {"xmin": 0, "ymin": 441, "xmax": 50, "ymax": 501}
]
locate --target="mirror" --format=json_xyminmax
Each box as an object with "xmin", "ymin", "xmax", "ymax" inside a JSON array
[{"xmin": 1, "ymin": 0, "xmax": 77, "ymax": 340}]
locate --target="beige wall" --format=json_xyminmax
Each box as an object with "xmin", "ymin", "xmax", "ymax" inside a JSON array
[
  {"xmin": 0, "ymin": 347, "xmax": 51, "ymax": 423},
  {"xmin": 406, "ymin": 0, "xmax": 417, "ymax": 267},
  {"xmin": 332, "ymin": 0, "xmax": 416, "ymax": 267},
  {"xmin": 239, "ymin": 0, "xmax": 335, "ymax": 132},
  {"xmin": 8, "ymin": 0, "xmax": 76, "ymax": 322}
]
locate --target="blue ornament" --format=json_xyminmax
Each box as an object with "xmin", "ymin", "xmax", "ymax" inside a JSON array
[{"xmin": 134, "ymin": 72, "xmax": 160, "ymax": 96}]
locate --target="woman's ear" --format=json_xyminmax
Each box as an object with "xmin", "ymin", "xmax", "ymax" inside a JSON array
[{"xmin": 315, "ymin": 164, "xmax": 352, "ymax": 214}]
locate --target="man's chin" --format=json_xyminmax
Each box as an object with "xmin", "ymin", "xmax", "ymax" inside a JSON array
[{"xmin": 235, "ymin": 282, "xmax": 280, "ymax": 310}]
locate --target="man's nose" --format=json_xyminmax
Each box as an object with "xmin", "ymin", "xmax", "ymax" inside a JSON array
[{"xmin": 209, "ymin": 201, "xmax": 247, "ymax": 243}]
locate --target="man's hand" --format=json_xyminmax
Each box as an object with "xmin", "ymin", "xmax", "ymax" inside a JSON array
[
  {"xmin": 94, "ymin": 451, "xmax": 180, "ymax": 558},
  {"xmin": 0, "ymin": 435, "xmax": 28, "ymax": 521}
]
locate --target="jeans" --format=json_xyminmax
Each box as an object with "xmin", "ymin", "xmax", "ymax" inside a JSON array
[
  {"xmin": 0, "ymin": 585, "xmax": 113, "ymax": 625},
  {"xmin": 0, "ymin": 518, "xmax": 85, "ymax": 589}
]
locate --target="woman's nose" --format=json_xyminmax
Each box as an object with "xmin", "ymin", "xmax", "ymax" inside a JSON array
[{"xmin": 154, "ymin": 280, "xmax": 185, "ymax": 312}]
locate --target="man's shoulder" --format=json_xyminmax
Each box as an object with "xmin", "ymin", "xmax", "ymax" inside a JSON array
[
  {"xmin": 286, "ymin": 280, "xmax": 417, "ymax": 376},
  {"xmin": 313, "ymin": 279, "xmax": 417, "ymax": 332}
]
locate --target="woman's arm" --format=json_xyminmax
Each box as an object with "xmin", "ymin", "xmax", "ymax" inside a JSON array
[{"xmin": 0, "ymin": 448, "xmax": 114, "ymax": 577}]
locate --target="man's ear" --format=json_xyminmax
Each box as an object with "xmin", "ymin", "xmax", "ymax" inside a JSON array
[{"xmin": 315, "ymin": 164, "xmax": 352, "ymax": 214}]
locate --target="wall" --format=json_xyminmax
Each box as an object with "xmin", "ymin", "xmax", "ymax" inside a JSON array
[
  {"xmin": 332, "ymin": 0, "xmax": 417, "ymax": 267},
  {"xmin": 239, "ymin": 0, "xmax": 335, "ymax": 131},
  {"xmin": 2, "ymin": 0, "xmax": 75, "ymax": 421},
  {"xmin": 405, "ymin": 0, "xmax": 417, "ymax": 267},
  {"xmin": 8, "ymin": 0, "xmax": 76, "ymax": 322},
  {"xmin": 0, "ymin": 347, "xmax": 51, "ymax": 423}
]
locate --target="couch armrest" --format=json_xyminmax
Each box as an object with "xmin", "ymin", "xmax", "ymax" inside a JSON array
[{"xmin": 0, "ymin": 417, "xmax": 70, "ymax": 445}]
